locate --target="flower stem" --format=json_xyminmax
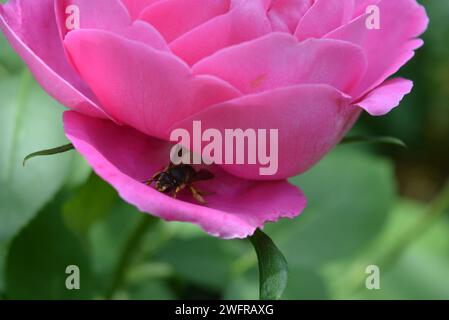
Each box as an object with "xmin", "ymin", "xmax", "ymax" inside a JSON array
[{"xmin": 105, "ymin": 214, "xmax": 158, "ymax": 299}]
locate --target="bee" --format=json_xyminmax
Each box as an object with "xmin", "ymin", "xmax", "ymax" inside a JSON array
[{"xmin": 145, "ymin": 163, "xmax": 214, "ymax": 204}]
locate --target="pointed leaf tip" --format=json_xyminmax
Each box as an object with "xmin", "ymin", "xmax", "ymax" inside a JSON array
[
  {"xmin": 340, "ymin": 135, "xmax": 407, "ymax": 148},
  {"xmin": 23, "ymin": 143, "xmax": 75, "ymax": 166}
]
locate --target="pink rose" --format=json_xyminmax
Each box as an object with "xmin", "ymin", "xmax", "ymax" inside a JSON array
[{"xmin": 1, "ymin": 0, "xmax": 428, "ymax": 238}]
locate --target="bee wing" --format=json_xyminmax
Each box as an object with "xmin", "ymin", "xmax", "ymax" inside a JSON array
[{"xmin": 192, "ymin": 169, "xmax": 215, "ymax": 182}]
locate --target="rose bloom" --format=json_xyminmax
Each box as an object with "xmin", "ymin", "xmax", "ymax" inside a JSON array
[{"xmin": 1, "ymin": 0, "xmax": 428, "ymax": 238}]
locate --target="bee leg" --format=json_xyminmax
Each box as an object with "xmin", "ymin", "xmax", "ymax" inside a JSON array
[
  {"xmin": 191, "ymin": 185, "xmax": 215, "ymax": 197},
  {"xmin": 144, "ymin": 171, "xmax": 161, "ymax": 185},
  {"xmin": 196, "ymin": 189, "xmax": 215, "ymax": 196},
  {"xmin": 172, "ymin": 184, "xmax": 186, "ymax": 199},
  {"xmin": 145, "ymin": 165, "xmax": 171, "ymax": 185},
  {"xmin": 188, "ymin": 186, "xmax": 207, "ymax": 204}
]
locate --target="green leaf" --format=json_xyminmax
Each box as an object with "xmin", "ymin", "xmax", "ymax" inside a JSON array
[
  {"xmin": 154, "ymin": 236, "xmax": 238, "ymax": 292},
  {"xmin": 6, "ymin": 200, "xmax": 94, "ymax": 299},
  {"xmin": 345, "ymin": 201, "xmax": 449, "ymax": 300},
  {"xmin": 223, "ymin": 149, "xmax": 396, "ymax": 300},
  {"xmin": 126, "ymin": 279, "xmax": 175, "ymax": 300},
  {"xmin": 63, "ymin": 174, "xmax": 117, "ymax": 236},
  {"xmin": 269, "ymin": 149, "xmax": 396, "ymax": 268},
  {"xmin": 62, "ymin": 154, "xmax": 92, "ymax": 190},
  {"xmin": 23, "ymin": 143, "xmax": 74, "ymax": 166},
  {"xmin": 249, "ymin": 229, "xmax": 288, "ymax": 300},
  {"xmin": 0, "ymin": 32, "xmax": 24, "ymax": 75},
  {"xmin": 87, "ymin": 201, "xmax": 156, "ymax": 296},
  {"xmin": 0, "ymin": 72, "xmax": 82, "ymax": 286},
  {"xmin": 0, "ymin": 244, "xmax": 6, "ymax": 293},
  {"xmin": 224, "ymin": 265, "xmax": 329, "ymax": 300},
  {"xmin": 340, "ymin": 135, "xmax": 406, "ymax": 148}
]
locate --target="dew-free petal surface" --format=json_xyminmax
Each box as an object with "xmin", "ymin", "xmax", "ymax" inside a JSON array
[{"xmin": 64, "ymin": 111, "xmax": 306, "ymax": 239}]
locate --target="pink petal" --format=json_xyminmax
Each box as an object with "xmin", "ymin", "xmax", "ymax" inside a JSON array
[
  {"xmin": 193, "ymin": 33, "xmax": 367, "ymax": 95},
  {"xmin": 172, "ymin": 84, "xmax": 359, "ymax": 180},
  {"xmin": 63, "ymin": 111, "xmax": 306, "ymax": 239},
  {"xmin": 55, "ymin": 0, "xmax": 131, "ymax": 37},
  {"xmin": 355, "ymin": 78, "xmax": 413, "ymax": 116},
  {"xmin": 326, "ymin": 0, "xmax": 428, "ymax": 98},
  {"xmin": 122, "ymin": 20, "xmax": 170, "ymax": 51},
  {"xmin": 169, "ymin": 0, "xmax": 272, "ymax": 65},
  {"xmin": 139, "ymin": 0, "xmax": 231, "ymax": 42},
  {"xmin": 64, "ymin": 29, "xmax": 241, "ymax": 139},
  {"xmin": 0, "ymin": 0, "xmax": 107, "ymax": 118},
  {"xmin": 55, "ymin": 0, "xmax": 169, "ymax": 50},
  {"xmin": 268, "ymin": 0, "xmax": 314, "ymax": 32},
  {"xmin": 121, "ymin": 0, "xmax": 162, "ymax": 20},
  {"xmin": 294, "ymin": 0, "xmax": 355, "ymax": 41},
  {"xmin": 353, "ymin": 0, "xmax": 381, "ymax": 17}
]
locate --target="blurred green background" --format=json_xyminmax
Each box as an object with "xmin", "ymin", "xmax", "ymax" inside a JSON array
[{"xmin": 0, "ymin": 0, "xmax": 448, "ymax": 300}]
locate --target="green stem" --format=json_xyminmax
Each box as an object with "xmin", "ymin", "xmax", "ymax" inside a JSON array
[{"xmin": 105, "ymin": 214, "xmax": 158, "ymax": 300}]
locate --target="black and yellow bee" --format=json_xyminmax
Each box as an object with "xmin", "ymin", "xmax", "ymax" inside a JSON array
[{"xmin": 145, "ymin": 163, "xmax": 214, "ymax": 204}]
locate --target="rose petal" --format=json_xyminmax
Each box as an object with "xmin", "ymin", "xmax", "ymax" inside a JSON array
[
  {"xmin": 64, "ymin": 29, "xmax": 241, "ymax": 139},
  {"xmin": 63, "ymin": 111, "xmax": 306, "ymax": 239},
  {"xmin": 294, "ymin": 0, "xmax": 355, "ymax": 41},
  {"xmin": 326, "ymin": 0, "xmax": 428, "ymax": 98},
  {"xmin": 0, "ymin": 0, "xmax": 107, "ymax": 118},
  {"xmin": 139, "ymin": 0, "xmax": 231, "ymax": 42},
  {"xmin": 55, "ymin": 0, "xmax": 169, "ymax": 50},
  {"xmin": 353, "ymin": 0, "xmax": 381, "ymax": 17},
  {"xmin": 169, "ymin": 0, "xmax": 272, "ymax": 65},
  {"xmin": 193, "ymin": 33, "xmax": 367, "ymax": 95},
  {"xmin": 172, "ymin": 84, "xmax": 358, "ymax": 180},
  {"xmin": 355, "ymin": 78, "xmax": 413, "ymax": 116},
  {"xmin": 55, "ymin": 0, "xmax": 131, "ymax": 37},
  {"xmin": 268, "ymin": 0, "xmax": 314, "ymax": 32},
  {"xmin": 122, "ymin": 20, "xmax": 170, "ymax": 51},
  {"xmin": 121, "ymin": 0, "xmax": 162, "ymax": 20}
]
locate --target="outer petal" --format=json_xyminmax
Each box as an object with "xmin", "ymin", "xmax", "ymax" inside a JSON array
[
  {"xmin": 64, "ymin": 29, "xmax": 241, "ymax": 139},
  {"xmin": 326, "ymin": 0, "xmax": 428, "ymax": 98},
  {"xmin": 193, "ymin": 33, "xmax": 367, "ymax": 95},
  {"xmin": 63, "ymin": 111, "xmax": 306, "ymax": 239},
  {"xmin": 294, "ymin": 0, "xmax": 355, "ymax": 41},
  {"xmin": 169, "ymin": 0, "xmax": 272, "ymax": 65},
  {"xmin": 0, "ymin": 0, "xmax": 107, "ymax": 118},
  {"xmin": 172, "ymin": 84, "xmax": 359, "ymax": 180},
  {"xmin": 355, "ymin": 78, "xmax": 413, "ymax": 116},
  {"xmin": 139, "ymin": 0, "xmax": 231, "ymax": 42}
]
